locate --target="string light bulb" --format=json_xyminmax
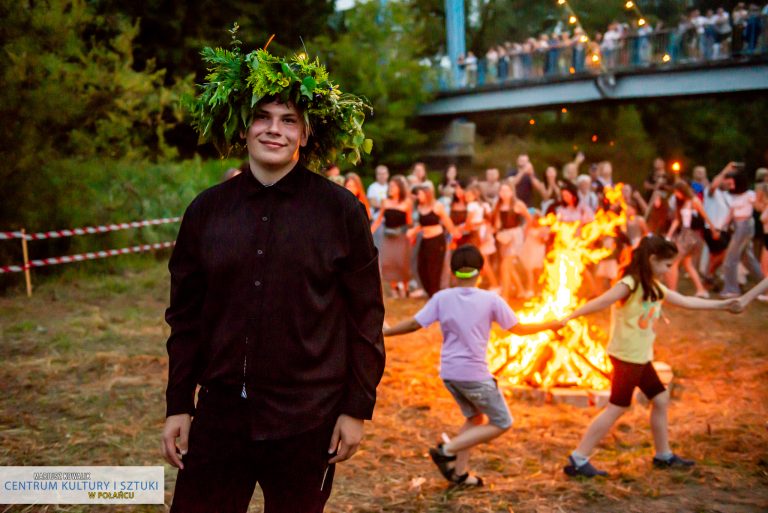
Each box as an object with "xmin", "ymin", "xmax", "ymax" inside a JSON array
[
  {"xmin": 569, "ymin": 15, "xmax": 577, "ymax": 24},
  {"xmin": 638, "ymin": 18, "xmax": 646, "ymax": 26},
  {"xmin": 579, "ymin": 35, "xmax": 589, "ymax": 43},
  {"xmin": 625, "ymin": 1, "xmax": 634, "ymax": 8},
  {"xmin": 591, "ymin": 54, "xmax": 600, "ymax": 63},
  {"xmin": 662, "ymin": 53, "xmax": 671, "ymax": 62},
  {"xmin": 558, "ymin": 0, "xmax": 566, "ymax": 4},
  {"xmin": 671, "ymin": 161, "xmax": 681, "ymax": 172},
  {"xmin": 529, "ymin": 118, "xmax": 536, "ymax": 125}
]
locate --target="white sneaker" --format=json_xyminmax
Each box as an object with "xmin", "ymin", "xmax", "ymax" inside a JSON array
[{"xmin": 758, "ymin": 294, "xmax": 768, "ymax": 303}]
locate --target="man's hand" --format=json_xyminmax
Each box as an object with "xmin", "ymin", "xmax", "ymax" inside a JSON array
[
  {"xmin": 162, "ymin": 414, "xmax": 191, "ymax": 469},
  {"xmin": 328, "ymin": 414, "xmax": 364, "ymax": 464}
]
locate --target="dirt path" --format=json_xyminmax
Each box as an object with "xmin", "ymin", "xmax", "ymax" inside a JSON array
[{"xmin": 1, "ymin": 266, "xmax": 767, "ymax": 512}]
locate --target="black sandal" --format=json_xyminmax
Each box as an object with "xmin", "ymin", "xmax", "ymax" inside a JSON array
[
  {"xmin": 428, "ymin": 444, "xmax": 457, "ymax": 481},
  {"xmin": 450, "ymin": 471, "xmax": 484, "ymax": 487}
]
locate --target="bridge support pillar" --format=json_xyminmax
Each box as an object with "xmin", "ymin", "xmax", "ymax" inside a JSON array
[{"xmin": 445, "ymin": 0, "xmax": 466, "ymax": 87}]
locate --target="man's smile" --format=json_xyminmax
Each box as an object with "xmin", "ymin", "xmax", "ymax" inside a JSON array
[{"xmin": 259, "ymin": 139, "xmax": 286, "ymax": 149}]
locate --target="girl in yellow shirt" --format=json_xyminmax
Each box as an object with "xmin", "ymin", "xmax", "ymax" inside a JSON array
[{"xmin": 559, "ymin": 234, "xmax": 742, "ymax": 478}]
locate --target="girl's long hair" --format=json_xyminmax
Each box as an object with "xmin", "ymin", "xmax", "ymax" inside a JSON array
[
  {"xmin": 344, "ymin": 172, "xmax": 370, "ymax": 217},
  {"xmin": 621, "ymin": 234, "xmax": 678, "ymax": 302},
  {"xmin": 389, "ymin": 174, "xmax": 409, "ymax": 202},
  {"xmin": 491, "ymin": 180, "xmax": 516, "ymax": 227},
  {"xmin": 415, "ymin": 182, "xmax": 436, "ymax": 206}
]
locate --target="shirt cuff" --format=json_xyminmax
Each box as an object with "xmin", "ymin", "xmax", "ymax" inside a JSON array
[
  {"xmin": 339, "ymin": 390, "xmax": 376, "ymax": 420},
  {"xmin": 166, "ymin": 389, "xmax": 196, "ymax": 418}
]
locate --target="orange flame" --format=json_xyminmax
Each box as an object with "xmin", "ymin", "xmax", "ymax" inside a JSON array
[{"xmin": 488, "ymin": 184, "xmax": 628, "ymax": 390}]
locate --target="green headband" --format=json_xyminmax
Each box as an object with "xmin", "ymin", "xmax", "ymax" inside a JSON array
[
  {"xmin": 186, "ymin": 28, "xmax": 372, "ymax": 172},
  {"xmin": 454, "ymin": 269, "xmax": 479, "ymax": 279}
]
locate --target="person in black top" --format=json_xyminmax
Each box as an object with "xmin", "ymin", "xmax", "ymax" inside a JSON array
[
  {"xmin": 163, "ymin": 44, "xmax": 385, "ymax": 513},
  {"xmin": 408, "ymin": 182, "xmax": 460, "ymax": 297}
]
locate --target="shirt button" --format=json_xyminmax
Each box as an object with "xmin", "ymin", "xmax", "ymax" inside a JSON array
[
  {"xmin": 254, "ymin": 280, "xmax": 261, "ymax": 287},
  {"xmin": 257, "ymin": 249, "xmax": 263, "ymax": 255},
  {"xmin": 262, "ymin": 216, "xmax": 268, "ymax": 222}
]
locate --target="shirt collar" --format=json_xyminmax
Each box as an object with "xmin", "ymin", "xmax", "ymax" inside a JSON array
[{"xmin": 241, "ymin": 162, "xmax": 305, "ymax": 197}]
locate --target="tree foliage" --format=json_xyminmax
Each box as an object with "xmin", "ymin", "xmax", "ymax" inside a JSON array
[
  {"xmin": 0, "ymin": 0, "xmax": 190, "ymax": 228},
  {"xmin": 310, "ymin": 1, "xmax": 435, "ymax": 170},
  {"xmin": 89, "ymin": 0, "xmax": 336, "ymax": 82}
]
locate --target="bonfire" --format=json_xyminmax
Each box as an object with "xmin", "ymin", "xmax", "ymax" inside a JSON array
[{"xmin": 488, "ymin": 184, "xmax": 628, "ymax": 391}]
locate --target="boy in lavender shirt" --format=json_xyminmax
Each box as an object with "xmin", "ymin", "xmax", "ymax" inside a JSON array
[{"xmin": 384, "ymin": 245, "xmax": 561, "ymax": 486}]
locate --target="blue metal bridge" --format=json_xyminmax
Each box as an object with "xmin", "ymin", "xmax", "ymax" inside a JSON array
[{"xmin": 420, "ymin": 1, "xmax": 768, "ymax": 117}]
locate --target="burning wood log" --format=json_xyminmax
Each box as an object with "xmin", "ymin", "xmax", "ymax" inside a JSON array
[{"xmin": 489, "ymin": 184, "xmax": 629, "ymax": 393}]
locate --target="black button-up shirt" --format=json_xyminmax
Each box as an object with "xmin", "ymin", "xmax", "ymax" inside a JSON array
[{"xmin": 165, "ymin": 164, "xmax": 386, "ymax": 440}]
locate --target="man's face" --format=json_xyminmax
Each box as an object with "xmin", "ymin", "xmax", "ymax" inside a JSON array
[
  {"xmin": 413, "ymin": 163, "xmax": 426, "ymax": 181},
  {"xmin": 517, "ymin": 155, "xmax": 530, "ymax": 170},
  {"xmin": 563, "ymin": 164, "xmax": 577, "ymax": 181},
  {"xmin": 245, "ymin": 101, "xmax": 307, "ymax": 170},
  {"xmin": 375, "ymin": 166, "xmax": 389, "ymax": 183},
  {"xmin": 693, "ymin": 167, "xmax": 707, "ymax": 182},
  {"xmin": 486, "ymin": 168, "xmax": 499, "ymax": 182}
]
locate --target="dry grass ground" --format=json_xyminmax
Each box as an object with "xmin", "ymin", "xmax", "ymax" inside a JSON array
[{"xmin": 0, "ymin": 263, "xmax": 767, "ymax": 512}]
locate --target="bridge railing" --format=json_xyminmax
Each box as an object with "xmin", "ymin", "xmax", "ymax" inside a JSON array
[{"xmin": 435, "ymin": 15, "xmax": 767, "ymax": 91}]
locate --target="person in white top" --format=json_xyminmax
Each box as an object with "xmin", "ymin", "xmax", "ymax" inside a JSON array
[
  {"xmin": 712, "ymin": 8, "xmax": 732, "ymax": 60},
  {"xmin": 465, "ymin": 184, "xmax": 499, "ymax": 290},
  {"xmin": 701, "ymin": 163, "xmax": 735, "ymax": 282},
  {"xmin": 367, "ymin": 164, "xmax": 390, "ymax": 219},
  {"xmin": 720, "ymin": 169, "xmax": 765, "ymax": 296},
  {"xmin": 576, "ymin": 174, "xmax": 599, "ymax": 212},
  {"xmin": 754, "ymin": 168, "xmax": 768, "ymax": 281},
  {"xmin": 464, "ymin": 52, "xmax": 478, "ymax": 88},
  {"xmin": 601, "ymin": 23, "xmax": 621, "ymax": 67},
  {"xmin": 665, "ymin": 181, "xmax": 718, "ymax": 297}
]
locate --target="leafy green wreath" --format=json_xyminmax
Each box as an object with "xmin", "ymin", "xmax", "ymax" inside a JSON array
[{"xmin": 186, "ymin": 26, "xmax": 372, "ymax": 172}]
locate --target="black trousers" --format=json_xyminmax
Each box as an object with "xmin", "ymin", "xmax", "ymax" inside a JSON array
[
  {"xmin": 170, "ymin": 387, "xmax": 336, "ymax": 513},
  {"xmin": 417, "ymin": 234, "xmax": 446, "ymax": 297}
]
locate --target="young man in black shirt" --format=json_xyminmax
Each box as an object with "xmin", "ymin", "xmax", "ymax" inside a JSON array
[{"xmin": 162, "ymin": 46, "xmax": 384, "ymax": 513}]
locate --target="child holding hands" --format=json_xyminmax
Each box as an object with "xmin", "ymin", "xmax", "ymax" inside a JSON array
[
  {"xmin": 559, "ymin": 234, "xmax": 742, "ymax": 478},
  {"xmin": 384, "ymin": 245, "xmax": 561, "ymax": 486}
]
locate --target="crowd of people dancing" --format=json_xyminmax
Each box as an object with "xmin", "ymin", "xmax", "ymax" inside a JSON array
[
  {"xmin": 435, "ymin": 3, "xmax": 768, "ymax": 89},
  {"xmin": 331, "ymin": 155, "xmax": 768, "ymax": 303},
  {"xmin": 374, "ymin": 155, "xmax": 768, "ymax": 485}
]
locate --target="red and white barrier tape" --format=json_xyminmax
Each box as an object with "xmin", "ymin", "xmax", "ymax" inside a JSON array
[
  {"xmin": 0, "ymin": 217, "xmax": 180, "ymax": 241},
  {"xmin": 0, "ymin": 241, "xmax": 175, "ymax": 274}
]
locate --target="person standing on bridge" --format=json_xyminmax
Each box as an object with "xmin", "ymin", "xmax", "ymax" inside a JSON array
[{"xmin": 162, "ymin": 40, "xmax": 385, "ymax": 513}]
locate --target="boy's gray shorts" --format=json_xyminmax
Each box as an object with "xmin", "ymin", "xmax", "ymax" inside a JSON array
[{"xmin": 443, "ymin": 378, "xmax": 513, "ymax": 429}]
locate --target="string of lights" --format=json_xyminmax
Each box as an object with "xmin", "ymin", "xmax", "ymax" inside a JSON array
[
  {"xmin": 555, "ymin": 0, "xmax": 600, "ymax": 67},
  {"xmin": 623, "ymin": 1, "xmax": 647, "ymax": 29}
]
